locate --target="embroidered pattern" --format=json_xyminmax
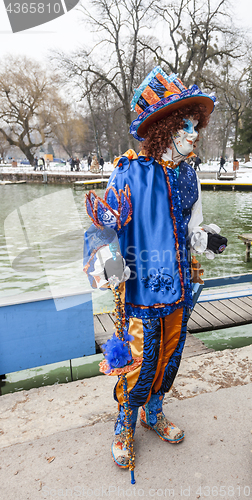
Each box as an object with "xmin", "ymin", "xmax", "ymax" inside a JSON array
[
  {"xmin": 85, "ymin": 185, "xmax": 132, "ymax": 232},
  {"xmin": 142, "ymin": 268, "xmax": 177, "ymax": 295}
]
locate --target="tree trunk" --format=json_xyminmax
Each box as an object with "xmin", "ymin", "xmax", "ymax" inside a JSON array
[
  {"xmin": 233, "ymin": 112, "xmax": 239, "ymax": 161},
  {"xmin": 124, "ymin": 103, "xmax": 135, "ymax": 150},
  {"xmin": 20, "ymin": 146, "xmax": 35, "ymax": 166},
  {"xmin": 221, "ymin": 123, "xmax": 230, "ymax": 158},
  {"xmin": 87, "ymin": 95, "xmax": 101, "ymax": 157}
]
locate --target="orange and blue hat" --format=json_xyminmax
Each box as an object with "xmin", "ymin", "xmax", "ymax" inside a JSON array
[{"xmin": 130, "ymin": 66, "xmax": 216, "ymax": 141}]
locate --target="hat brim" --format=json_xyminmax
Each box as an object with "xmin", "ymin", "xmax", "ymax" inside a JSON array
[{"xmin": 132, "ymin": 94, "xmax": 215, "ymax": 140}]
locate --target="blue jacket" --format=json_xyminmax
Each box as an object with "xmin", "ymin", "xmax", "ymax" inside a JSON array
[{"xmin": 84, "ymin": 155, "xmax": 198, "ymax": 319}]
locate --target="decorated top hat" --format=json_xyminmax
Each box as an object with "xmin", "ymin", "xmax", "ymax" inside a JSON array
[{"xmin": 130, "ymin": 66, "xmax": 216, "ymax": 141}]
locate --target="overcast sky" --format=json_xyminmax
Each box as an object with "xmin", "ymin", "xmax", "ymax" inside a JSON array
[{"xmin": 0, "ymin": 0, "xmax": 251, "ymax": 65}]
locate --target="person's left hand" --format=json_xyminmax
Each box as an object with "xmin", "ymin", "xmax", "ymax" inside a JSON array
[{"xmin": 207, "ymin": 233, "xmax": 228, "ymax": 254}]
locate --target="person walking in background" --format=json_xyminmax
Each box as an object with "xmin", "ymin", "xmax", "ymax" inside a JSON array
[
  {"xmin": 193, "ymin": 155, "xmax": 201, "ymax": 171},
  {"xmin": 87, "ymin": 153, "xmax": 92, "ymax": 171},
  {"xmin": 99, "ymin": 155, "xmax": 104, "ymax": 173},
  {"xmin": 38, "ymin": 157, "xmax": 45, "ymax": 171},
  {"xmin": 219, "ymin": 156, "xmax": 226, "ymax": 173},
  {"xmin": 69, "ymin": 156, "xmax": 74, "ymax": 171},
  {"xmin": 75, "ymin": 157, "xmax": 80, "ymax": 171},
  {"xmin": 33, "ymin": 157, "xmax": 38, "ymax": 171}
]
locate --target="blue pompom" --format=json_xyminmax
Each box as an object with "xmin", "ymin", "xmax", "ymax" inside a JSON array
[{"xmin": 102, "ymin": 334, "xmax": 132, "ymax": 373}]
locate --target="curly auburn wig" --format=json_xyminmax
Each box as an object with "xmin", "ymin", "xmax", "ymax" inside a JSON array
[{"xmin": 142, "ymin": 103, "xmax": 209, "ymax": 162}]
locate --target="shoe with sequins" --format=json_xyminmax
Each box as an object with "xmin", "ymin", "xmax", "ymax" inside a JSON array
[
  {"xmin": 111, "ymin": 429, "xmax": 130, "ymax": 468},
  {"xmin": 140, "ymin": 406, "xmax": 184, "ymax": 443}
]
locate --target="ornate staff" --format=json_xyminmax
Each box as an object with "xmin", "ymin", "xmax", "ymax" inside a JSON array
[{"xmin": 85, "ymin": 186, "xmax": 142, "ymax": 484}]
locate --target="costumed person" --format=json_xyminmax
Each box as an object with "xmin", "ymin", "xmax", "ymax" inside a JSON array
[
  {"xmin": 87, "ymin": 153, "xmax": 92, "ymax": 170},
  {"xmin": 90, "ymin": 154, "xmax": 100, "ymax": 173},
  {"xmin": 83, "ymin": 66, "xmax": 228, "ymax": 470}
]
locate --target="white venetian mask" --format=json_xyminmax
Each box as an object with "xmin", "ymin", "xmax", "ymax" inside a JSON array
[{"xmin": 172, "ymin": 117, "xmax": 198, "ymax": 157}]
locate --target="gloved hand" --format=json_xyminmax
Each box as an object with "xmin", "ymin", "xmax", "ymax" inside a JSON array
[
  {"xmin": 207, "ymin": 233, "xmax": 227, "ymax": 254},
  {"xmin": 104, "ymin": 253, "xmax": 127, "ymax": 283},
  {"xmin": 89, "ymin": 246, "xmax": 130, "ymax": 288}
]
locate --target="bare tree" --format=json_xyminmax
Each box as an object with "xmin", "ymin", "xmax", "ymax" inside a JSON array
[
  {"xmin": 201, "ymin": 59, "xmax": 249, "ymax": 160},
  {"xmin": 0, "ymin": 133, "xmax": 11, "ymax": 162},
  {"xmin": 52, "ymin": 0, "xmax": 155, "ymax": 149},
  {"xmin": 83, "ymin": 79, "xmax": 130, "ymax": 160},
  {"xmin": 52, "ymin": 103, "xmax": 89, "ymax": 158},
  {"xmin": 0, "ymin": 56, "xmax": 63, "ymax": 165},
  {"xmin": 141, "ymin": 0, "xmax": 245, "ymax": 86}
]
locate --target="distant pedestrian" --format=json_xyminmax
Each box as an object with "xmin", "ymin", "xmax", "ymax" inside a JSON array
[
  {"xmin": 33, "ymin": 157, "xmax": 38, "ymax": 171},
  {"xmin": 99, "ymin": 155, "xmax": 104, "ymax": 172},
  {"xmin": 193, "ymin": 155, "xmax": 201, "ymax": 171},
  {"xmin": 69, "ymin": 156, "xmax": 74, "ymax": 171},
  {"xmin": 87, "ymin": 153, "xmax": 92, "ymax": 171},
  {"xmin": 38, "ymin": 157, "xmax": 45, "ymax": 171},
  {"xmin": 75, "ymin": 157, "xmax": 80, "ymax": 171},
  {"xmin": 219, "ymin": 156, "xmax": 226, "ymax": 173},
  {"xmin": 46, "ymin": 159, "xmax": 50, "ymax": 170}
]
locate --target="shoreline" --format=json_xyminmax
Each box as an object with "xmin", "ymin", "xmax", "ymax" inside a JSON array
[
  {"xmin": 1, "ymin": 167, "xmax": 252, "ymax": 189},
  {"xmin": 0, "ymin": 171, "xmax": 111, "ymax": 185}
]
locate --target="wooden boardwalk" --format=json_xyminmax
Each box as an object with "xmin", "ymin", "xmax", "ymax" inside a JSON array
[
  {"xmin": 94, "ymin": 289, "xmax": 252, "ymax": 358},
  {"xmin": 188, "ymin": 295, "xmax": 252, "ymax": 333},
  {"xmin": 94, "ymin": 312, "xmax": 213, "ymax": 358}
]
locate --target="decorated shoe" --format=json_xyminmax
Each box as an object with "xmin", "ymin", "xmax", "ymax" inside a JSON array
[
  {"xmin": 111, "ymin": 429, "xmax": 130, "ymax": 468},
  {"xmin": 140, "ymin": 406, "xmax": 184, "ymax": 443}
]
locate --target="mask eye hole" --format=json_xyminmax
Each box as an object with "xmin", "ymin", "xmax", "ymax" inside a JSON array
[{"xmin": 183, "ymin": 119, "xmax": 192, "ymax": 133}]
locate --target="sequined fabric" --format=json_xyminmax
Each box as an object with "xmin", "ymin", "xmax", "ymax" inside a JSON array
[
  {"xmin": 142, "ymin": 267, "xmax": 177, "ymax": 295},
  {"xmin": 111, "ymin": 428, "xmax": 130, "ymax": 468},
  {"xmin": 144, "ymin": 393, "xmax": 164, "ymax": 425},
  {"xmin": 114, "ymin": 405, "xmax": 139, "ymax": 435}
]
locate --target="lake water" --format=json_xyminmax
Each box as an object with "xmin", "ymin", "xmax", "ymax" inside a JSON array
[{"xmin": 1, "ymin": 183, "xmax": 252, "ymax": 346}]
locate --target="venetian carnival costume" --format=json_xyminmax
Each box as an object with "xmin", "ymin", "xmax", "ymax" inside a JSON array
[
  {"xmin": 90, "ymin": 154, "xmax": 100, "ymax": 173},
  {"xmin": 83, "ymin": 67, "xmax": 227, "ymax": 470}
]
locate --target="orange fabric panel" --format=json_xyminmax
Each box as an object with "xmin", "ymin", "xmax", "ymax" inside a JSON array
[
  {"xmin": 142, "ymin": 86, "xmax": 160, "ymax": 106},
  {"xmin": 164, "ymin": 82, "xmax": 181, "ymax": 97},
  {"xmin": 153, "ymin": 308, "xmax": 183, "ymax": 393},
  {"xmin": 135, "ymin": 103, "xmax": 144, "ymax": 115},
  {"xmin": 115, "ymin": 316, "xmax": 144, "ymax": 405},
  {"xmin": 156, "ymin": 72, "xmax": 170, "ymax": 90}
]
